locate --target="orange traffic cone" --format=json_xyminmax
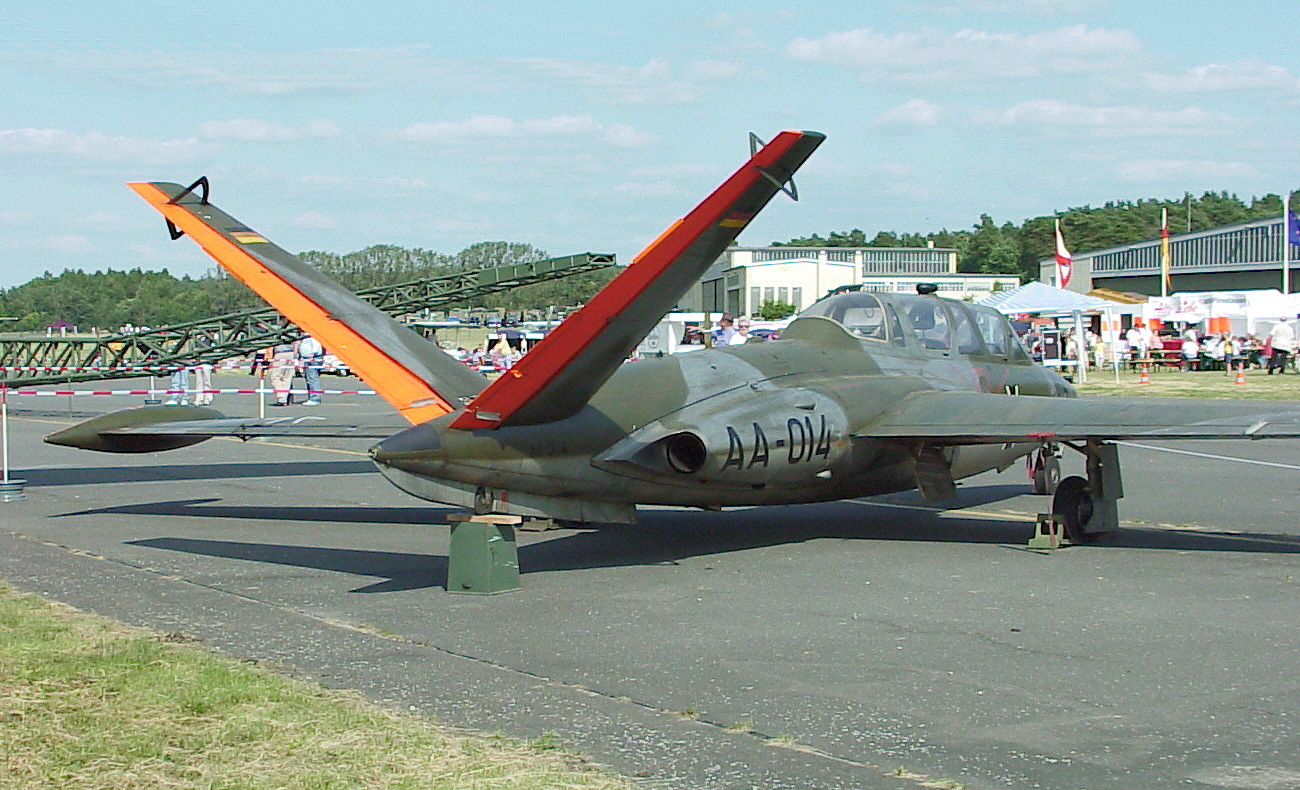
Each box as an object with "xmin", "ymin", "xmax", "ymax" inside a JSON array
[
  {"xmin": 1138, "ymin": 363, "xmax": 1150, "ymax": 385},
  {"xmin": 1235, "ymin": 365, "xmax": 1246, "ymax": 386}
]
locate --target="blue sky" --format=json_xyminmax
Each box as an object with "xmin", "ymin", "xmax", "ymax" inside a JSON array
[{"xmin": 2, "ymin": 1, "xmax": 1297, "ymax": 287}]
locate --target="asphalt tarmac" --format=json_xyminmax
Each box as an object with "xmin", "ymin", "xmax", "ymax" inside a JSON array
[{"xmin": 2, "ymin": 381, "xmax": 1299, "ymax": 789}]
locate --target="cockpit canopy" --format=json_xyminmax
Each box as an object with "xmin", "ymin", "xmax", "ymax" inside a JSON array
[{"xmin": 797, "ymin": 291, "xmax": 1031, "ymax": 361}]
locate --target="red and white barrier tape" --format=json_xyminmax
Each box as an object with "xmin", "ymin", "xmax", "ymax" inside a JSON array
[{"xmin": 1, "ymin": 388, "xmax": 377, "ymax": 397}]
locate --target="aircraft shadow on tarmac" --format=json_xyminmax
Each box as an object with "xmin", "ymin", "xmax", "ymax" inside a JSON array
[
  {"xmin": 78, "ymin": 493, "xmax": 1299, "ymax": 594},
  {"xmin": 24, "ymin": 460, "xmax": 376, "ymax": 487}
]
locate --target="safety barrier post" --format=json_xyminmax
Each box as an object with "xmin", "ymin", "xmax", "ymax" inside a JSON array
[{"xmin": 1, "ymin": 385, "xmax": 26, "ymax": 502}]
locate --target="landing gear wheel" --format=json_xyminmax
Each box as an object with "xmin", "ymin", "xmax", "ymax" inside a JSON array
[
  {"xmin": 1052, "ymin": 475, "xmax": 1094, "ymax": 543},
  {"xmin": 1031, "ymin": 454, "xmax": 1061, "ymax": 495}
]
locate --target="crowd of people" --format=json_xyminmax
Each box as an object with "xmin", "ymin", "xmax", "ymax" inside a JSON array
[{"xmin": 1039, "ymin": 316, "xmax": 1299, "ymax": 375}]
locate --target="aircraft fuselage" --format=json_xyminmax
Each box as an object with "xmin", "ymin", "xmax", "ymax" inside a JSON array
[{"xmin": 370, "ymin": 295, "xmax": 1075, "ymax": 522}]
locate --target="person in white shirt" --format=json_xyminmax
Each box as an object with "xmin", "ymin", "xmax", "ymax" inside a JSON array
[
  {"xmin": 1267, "ymin": 317, "xmax": 1296, "ymax": 374},
  {"xmin": 728, "ymin": 319, "xmax": 753, "ymax": 345}
]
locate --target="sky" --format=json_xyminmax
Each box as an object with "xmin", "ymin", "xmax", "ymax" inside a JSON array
[{"xmin": 2, "ymin": 1, "xmax": 1297, "ymax": 287}]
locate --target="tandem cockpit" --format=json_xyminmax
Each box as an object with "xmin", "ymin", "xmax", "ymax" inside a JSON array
[{"xmin": 793, "ymin": 287, "xmax": 1035, "ymax": 364}]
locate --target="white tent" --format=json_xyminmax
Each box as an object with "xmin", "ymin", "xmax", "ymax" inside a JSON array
[
  {"xmin": 977, "ymin": 281, "xmax": 1125, "ymax": 314},
  {"xmin": 978, "ymin": 282, "xmax": 1128, "ymax": 383}
]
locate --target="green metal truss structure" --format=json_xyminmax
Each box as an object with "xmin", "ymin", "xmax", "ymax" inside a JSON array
[{"xmin": 0, "ymin": 252, "xmax": 615, "ymax": 386}]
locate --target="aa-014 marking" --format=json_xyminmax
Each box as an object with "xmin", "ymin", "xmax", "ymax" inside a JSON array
[{"xmin": 722, "ymin": 414, "xmax": 832, "ymax": 470}]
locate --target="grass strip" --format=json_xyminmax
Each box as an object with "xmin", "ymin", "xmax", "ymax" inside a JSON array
[
  {"xmin": 0, "ymin": 584, "xmax": 631, "ymax": 790},
  {"xmin": 1072, "ymin": 367, "xmax": 1300, "ymax": 399}
]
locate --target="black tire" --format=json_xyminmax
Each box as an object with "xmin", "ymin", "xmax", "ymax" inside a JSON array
[
  {"xmin": 1052, "ymin": 475, "xmax": 1093, "ymax": 542},
  {"xmin": 1031, "ymin": 455, "xmax": 1061, "ymax": 495}
]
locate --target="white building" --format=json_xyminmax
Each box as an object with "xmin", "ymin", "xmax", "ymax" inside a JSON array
[{"xmin": 687, "ymin": 246, "xmax": 1019, "ymax": 317}]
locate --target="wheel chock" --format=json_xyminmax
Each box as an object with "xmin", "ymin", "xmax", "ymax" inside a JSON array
[
  {"xmin": 518, "ymin": 517, "xmax": 558, "ymax": 532},
  {"xmin": 446, "ymin": 513, "xmax": 522, "ymax": 594},
  {"xmin": 1028, "ymin": 513, "xmax": 1067, "ymax": 550}
]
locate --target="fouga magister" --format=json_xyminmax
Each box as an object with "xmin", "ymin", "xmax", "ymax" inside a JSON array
[{"xmin": 47, "ymin": 131, "xmax": 1300, "ymax": 544}]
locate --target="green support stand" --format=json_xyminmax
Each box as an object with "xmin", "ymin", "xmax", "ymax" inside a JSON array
[
  {"xmin": 1028, "ymin": 512, "xmax": 1068, "ymax": 550},
  {"xmin": 446, "ymin": 514, "xmax": 521, "ymax": 594}
]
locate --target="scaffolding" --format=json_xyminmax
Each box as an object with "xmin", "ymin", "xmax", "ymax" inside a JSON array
[{"xmin": 0, "ymin": 253, "xmax": 614, "ymax": 386}]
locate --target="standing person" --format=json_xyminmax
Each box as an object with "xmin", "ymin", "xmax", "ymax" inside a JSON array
[
  {"xmin": 165, "ymin": 365, "xmax": 189, "ymax": 405},
  {"xmin": 1221, "ymin": 334, "xmax": 1239, "ymax": 376},
  {"xmin": 728, "ymin": 318, "xmax": 753, "ymax": 345},
  {"xmin": 297, "ymin": 335, "xmax": 325, "ymax": 405},
  {"xmin": 1125, "ymin": 323, "xmax": 1148, "ymax": 366},
  {"xmin": 1267, "ymin": 317, "xmax": 1295, "ymax": 374},
  {"xmin": 1179, "ymin": 332, "xmax": 1200, "ymax": 372},
  {"xmin": 268, "ymin": 337, "xmax": 297, "ymax": 405},
  {"xmin": 192, "ymin": 332, "xmax": 215, "ymax": 405},
  {"xmin": 712, "ymin": 314, "xmax": 736, "ymax": 346}
]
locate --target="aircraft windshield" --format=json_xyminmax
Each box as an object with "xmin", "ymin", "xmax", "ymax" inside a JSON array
[
  {"xmin": 799, "ymin": 292, "xmax": 890, "ymax": 341},
  {"xmin": 892, "ymin": 294, "xmax": 950, "ymax": 351}
]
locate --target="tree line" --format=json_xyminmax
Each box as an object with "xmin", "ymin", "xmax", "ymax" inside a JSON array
[
  {"xmin": 778, "ymin": 190, "xmax": 1296, "ymax": 283},
  {"xmin": 2, "ymin": 190, "xmax": 1292, "ymax": 332},
  {"xmin": 0, "ymin": 241, "xmax": 616, "ymax": 332}
]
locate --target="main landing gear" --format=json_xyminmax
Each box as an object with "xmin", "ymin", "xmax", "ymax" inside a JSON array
[
  {"xmin": 1028, "ymin": 445, "xmax": 1061, "ymax": 495},
  {"xmin": 1036, "ymin": 439, "xmax": 1122, "ymax": 544}
]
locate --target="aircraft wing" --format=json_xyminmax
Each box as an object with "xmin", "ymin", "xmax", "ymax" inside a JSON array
[
  {"xmin": 129, "ymin": 180, "xmax": 488, "ymax": 426},
  {"xmin": 449, "ymin": 130, "xmax": 826, "ymax": 430},
  {"xmin": 857, "ymin": 391, "xmax": 1300, "ymax": 444},
  {"xmin": 44, "ymin": 405, "xmax": 402, "ymax": 453},
  {"xmin": 102, "ymin": 416, "xmax": 400, "ymax": 440}
]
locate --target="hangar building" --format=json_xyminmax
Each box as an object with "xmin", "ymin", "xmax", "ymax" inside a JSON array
[
  {"xmin": 686, "ymin": 246, "xmax": 1019, "ymax": 317},
  {"xmin": 1038, "ymin": 215, "xmax": 1299, "ymax": 296}
]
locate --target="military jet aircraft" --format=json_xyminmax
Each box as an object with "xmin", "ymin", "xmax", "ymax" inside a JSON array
[{"xmin": 47, "ymin": 130, "xmax": 1300, "ymax": 543}]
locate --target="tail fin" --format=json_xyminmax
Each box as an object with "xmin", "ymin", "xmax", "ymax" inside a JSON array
[
  {"xmin": 129, "ymin": 179, "xmax": 486, "ymax": 425},
  {"xmin": 449, "ymin": 130, "xmax": 825, "ymax": 430}
]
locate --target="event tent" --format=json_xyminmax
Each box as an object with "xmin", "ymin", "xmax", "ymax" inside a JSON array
[{"xmin": 976, "ymin": 281, "xmax": 1126, "ymax": 314}]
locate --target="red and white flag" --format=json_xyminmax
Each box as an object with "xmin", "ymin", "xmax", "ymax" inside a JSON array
[{"xmin": 1054, "ymin": 218, "xmax": 1072, "ymax": 287}]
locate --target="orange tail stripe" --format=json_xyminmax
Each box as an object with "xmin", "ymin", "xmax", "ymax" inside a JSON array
[{"xmin": 128, "ymin": 182, "xmax": 452, "ymax": 425}]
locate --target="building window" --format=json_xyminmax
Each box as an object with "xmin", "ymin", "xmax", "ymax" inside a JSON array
[{"xmin": 791, "ymin": 287, "xmax": 802, "ymax": 309}]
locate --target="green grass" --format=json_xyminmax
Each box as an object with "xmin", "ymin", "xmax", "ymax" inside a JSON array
[
  {"xmin": 0, "ymin": 584, "xmax": 630, "ymax": 790},
  {"xmin": 1072, "ymin": 366, "xmax": 1300, "ymax": 399}
]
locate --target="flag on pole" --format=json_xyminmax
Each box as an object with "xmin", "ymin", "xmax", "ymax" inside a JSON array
[
  {"xmin": 1287, "ymin": 208, "xmax": 1300, "ymax": 247},
  {"xmin": 1053, "ymin": 218, "xmax": 1072, "ymax": 288},
  {"xmin": 1160, "ymin": 207, "xmax": 1172, "ymax": 297}
]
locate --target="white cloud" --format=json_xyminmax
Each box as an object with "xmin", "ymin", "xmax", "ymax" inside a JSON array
[
  {"xmin": 521, "ymin": 58, "xmax": 705, "ymax": 104},
  {"xmin": 875, "ymin": 99, "xmax": 945, "ymax": 126},
  {"xmin": 687, "ymin": 60, "xmax": 741, "ymax": 81},
  {"xmin": 44, "ymin": 233, "xmax": 96, "ymax": 254},
  {"xmin": 1142, "ymin": 59, "xmax": 1300, "ymax": 95},
  {"xmin": 197, "ymin": 118, "xmax": 300, "ymax": 142},
  {"xmin": 391, "ymin": 114, "xmax": 654, "ymax": 148},
  {"xmin": 196, "ymin": 118, "xmax": 345, "ymax": 142},
  {"xmin": 1114, "ymin": 159, "xmax": 1260, "ymax": 182},
  {"xmin": 0, "ymin": 128, "xmax": 216, "ymax": 163},
  {"xmin": 787, "ymin": 24, "xmax": 1143, "ymax": 83},
  {"xmin": 917, "ymin": 0, "xmax": 1109, "ymax": 13},
  {"xmin": 290, "ymin": 212, "xmax": 337, "ymax": 229},
  {"xmin": 985, "ymin": 99, "xmax": 1232, "ymax": 137}
]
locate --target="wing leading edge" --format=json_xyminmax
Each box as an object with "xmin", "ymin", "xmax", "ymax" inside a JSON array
[
  {"xmin": 128, "ymin": 180, "xmax": 487, "ymax": 425},
  {"xmin": 858, "ymin": 391, "xmax": 1300, "ymax": 443},
  {"xmin": 449, "ymin": 130, "xmax": 826, "ymax": 430}
]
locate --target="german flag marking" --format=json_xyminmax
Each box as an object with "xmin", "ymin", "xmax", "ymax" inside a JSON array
[
  {"xmin": 230, "ymin": 230, "xmax": 269, "ymax": 244},
  {"xmin": 719, "ymin": 212, "xmax": 753, "ymax": 228}
]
